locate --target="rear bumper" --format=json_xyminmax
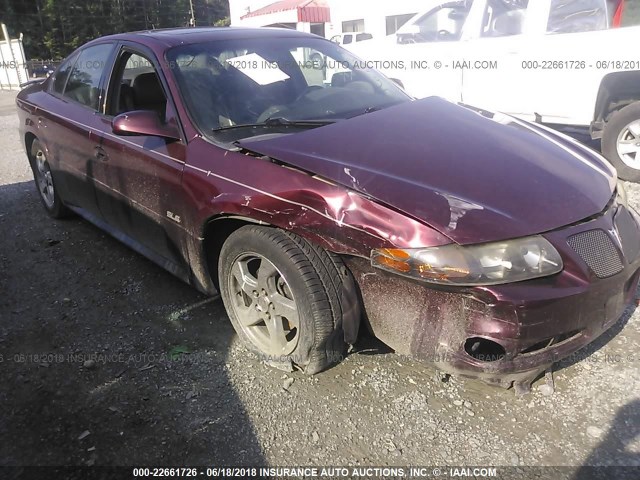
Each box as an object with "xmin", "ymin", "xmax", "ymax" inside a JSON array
[{"xmin": 346, "ymin": 203, "xmax": 640, "ymax": 389}]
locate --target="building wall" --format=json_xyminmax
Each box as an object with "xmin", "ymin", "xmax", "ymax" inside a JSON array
[
  {"xmin": 229, "ymin": 0, "xmax": 431, "ymax": 39},
  {"xmin": 325, "ymin": 0, "xmax": 427, "ymax": 39},
  {"xmin": 230, "ymin": 0, "xmax": 276, "ymax": 26}
]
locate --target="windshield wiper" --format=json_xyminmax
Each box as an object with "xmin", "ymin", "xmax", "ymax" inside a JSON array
[
  {"xmin": 213, "ymin": 117, "xmax": 336, "ymax": 133},
  {"xmin": 348, "ymin": 106, "xmax": 383, "ymax": 119}
]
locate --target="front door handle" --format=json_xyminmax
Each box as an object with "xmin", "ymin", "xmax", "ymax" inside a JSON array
[{"xmin": 94, "ymin": 146, "xmax": 108, "ymax": 161}]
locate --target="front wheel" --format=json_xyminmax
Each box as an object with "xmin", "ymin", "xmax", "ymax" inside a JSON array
[
  {"xmin": 602, "ymin": 102, "xmax": 640, "ymax": 182},
  {"xmin": 218, "ymin": 226, "xmax": 354, "ymax": 374},
  {"xmin": 29, "ymin": 139, "xmax": 71, "ymax": 218}
]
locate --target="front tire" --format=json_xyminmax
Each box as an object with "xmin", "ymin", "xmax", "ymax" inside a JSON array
[
  {"xmin": 218, "ymin": 226, "xmax": 351, "ymax": 374},
  {"xmin": 602, "ymin": 102, "xmax": 640, "ymax": 182},
  {"xmin": 29, "ymin": 139, "xmax": 71, "ymax": 218}
]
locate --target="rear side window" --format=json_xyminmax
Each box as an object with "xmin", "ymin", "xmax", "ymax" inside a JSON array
[
  {"xmin": 356, "ymin": 33, "xmax": 373, "ymax": 42},
  {"xmin": 63, "ymin": 43, "xmax": 114, "ymax": 110},
  {"xmin": 547, "ymin": 0, "xmax": 608, "ymax": 33},
  {"xmin": 51, "ymin": 54, "xmax": 77, "ymax": 94}
]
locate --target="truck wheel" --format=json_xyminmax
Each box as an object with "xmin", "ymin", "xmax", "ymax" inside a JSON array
[
  {"xmin": 602, "ymin": 102, "xmax": 640, "ymax": 182},
  {"xmin": 218, "ymin": 226, "xmax": 350, "ymax": 374},
  {"xmin": 29, "ymin": 139, "xmax": 71, "ymax": 218}
]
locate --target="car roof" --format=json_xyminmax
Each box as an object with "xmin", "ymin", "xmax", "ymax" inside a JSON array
[{"xmin": 88, "ymin": 27, "xmax": 321, "ymax": 50}]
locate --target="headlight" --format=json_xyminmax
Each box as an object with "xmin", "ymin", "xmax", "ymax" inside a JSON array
[
  {"xmin": 371, "ymin": 236, "xmax": 563, "ymax": 286},
  {"xmin": 616, "ymin": 181, "xmax": 628, "ymax": 209}
]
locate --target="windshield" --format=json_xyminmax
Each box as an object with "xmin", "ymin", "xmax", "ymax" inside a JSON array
[
  {"xmin": 547, "ymin": 0, "xmax": 609, "ymax": 34},
  {"xmin": 166, "ymin": 36, "xmax": 410, "ymax": 143}
]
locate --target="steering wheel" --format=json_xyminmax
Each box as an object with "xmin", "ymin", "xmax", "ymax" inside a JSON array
[
  {"xmin": 256, "ymin": 105, "xmax": 288, "ymax": 123},
  {"xmin": 295, "ymin": 85, "xmax": 325, "ymax": 102},
  {"xmin": 256, "ymin": 86, "xmax": 326, "ymax": 123}
]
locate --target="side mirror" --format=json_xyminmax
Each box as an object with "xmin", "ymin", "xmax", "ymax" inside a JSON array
[
  {"xmin": 112, "ymin": 110, "xmax": 180, "ymax": 140},
  {"xmin": 390, "ymin": 78, "xmax": 405, "ymax": 89}
]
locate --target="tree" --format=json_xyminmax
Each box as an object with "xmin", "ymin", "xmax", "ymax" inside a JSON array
[{"xmin": 0, "ymin": 0, "xmax": 230, "ymax": 59}]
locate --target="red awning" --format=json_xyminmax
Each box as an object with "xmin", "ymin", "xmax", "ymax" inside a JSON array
[
  {"xmin": 241, "ymin": 0, "xmax": 331, "ymax": 23},
  {"xmin": 612, "ymin": 0, "xmax": 625, "ymax": 28}
]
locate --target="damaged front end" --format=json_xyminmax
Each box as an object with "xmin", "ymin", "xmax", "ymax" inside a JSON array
[
  {"xmin": 346, "ymin": 198, "xmax": 640, "ymax": 394},
  {"xmin": 205, "ymin": 98, "xmax": 640, "ymax": 393}
]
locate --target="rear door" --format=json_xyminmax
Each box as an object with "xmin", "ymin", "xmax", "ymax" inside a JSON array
[
  {"xmin": 90, "ymin": 44, "xmax": 189, "ymax": 274},
  {"xmin": 46, "ymin": 43, "xmax": 116, "ymax": 216},
  {"xmin": 460, "ymin": 0, "xmax": 532, "ymax": 116},
  {"xmin": 462, "ymin": 0, "xmax": 609, "ymax": 123}
]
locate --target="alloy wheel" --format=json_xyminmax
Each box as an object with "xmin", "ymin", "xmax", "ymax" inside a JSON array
[
  {"xmin": 34, "ymin": 148, "xmax": 55, "ymax": 208},
  {"xmin": 227, "ymin": 252, "xmax": 300, "ymax": 356},
  {"xmin": 616, "ymin": 120, "xmax": 640, "ymax": 170}
]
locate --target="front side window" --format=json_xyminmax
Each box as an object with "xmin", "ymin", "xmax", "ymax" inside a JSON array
[
  {"xmin": 480, "ymin": 0, "xmax": 530, "ymax": 38},
  {"xmin": 397, "ymin": 2, "xmax": 471, "ymax": 44},
  {"xmin": 167, "ymin": 37, "xmax": 409, "ymax": 143},
  {"xmin": 108, "ymin": 51, "xmax": 167, "ymax": 118},
  {"xmin": 547, "ymin": 0, "xmax": 608, "ymax": 34},
  {"xmin": 63, "ymin": 43, "xmax": 114, "ymax": 110}
]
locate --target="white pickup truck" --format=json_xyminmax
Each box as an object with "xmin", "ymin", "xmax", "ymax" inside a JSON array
[{"xmin": 348, "ymin": 0, "xmax": 640, "ymax": 181}]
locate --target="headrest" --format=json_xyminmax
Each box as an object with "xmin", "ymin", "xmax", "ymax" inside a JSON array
[
  {"xmin": 133, "ymin": 73, "xmax": 165, "ymax": 105},
  {"xmin": 493, "ymin": 10, "xmax": 525, "ymax": 36}
]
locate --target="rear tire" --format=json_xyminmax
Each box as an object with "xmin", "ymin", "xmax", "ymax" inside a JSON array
[
  {"xmin": 28, "ymin": 139, "xmax": 71, "ymax": 218},
  {"xmin": 602, "ymin": 102, "xmax": 640, "ymax": 182},
  {"xmin": 218, "ymin": 226, "xmax": 351, "ymax": 374}
]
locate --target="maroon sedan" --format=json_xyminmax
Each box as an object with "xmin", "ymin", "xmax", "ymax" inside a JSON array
[{"xmin": 16, "ymin": 27, "xmax": 640, "ymax": 393}]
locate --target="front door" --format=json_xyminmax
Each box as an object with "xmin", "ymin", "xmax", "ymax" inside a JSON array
[{"xmin": 91, "ymin": 46, "xmax": 189, "ymax": 275}]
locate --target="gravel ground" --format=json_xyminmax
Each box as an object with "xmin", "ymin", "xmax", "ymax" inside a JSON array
[{"xmin": 0, "ymin": 89, "xmax": 639, "ymax": 473}]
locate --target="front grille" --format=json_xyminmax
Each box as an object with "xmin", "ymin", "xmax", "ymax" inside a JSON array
[{"xmin": 567, "ymin": 229, "xmax": 623, "ymax": 279}]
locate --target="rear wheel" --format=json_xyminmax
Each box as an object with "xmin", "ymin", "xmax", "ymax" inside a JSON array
[
  {"xmin": 218, "ymin": 226, "xmax": 351, "ymax": 374},
  {"xmin": 602, "ymin": 102, "xmax": 640, "ymax": 182},
  {"xmin": 29, "ymin": 139, "xmax": 70, "ymax": 218}
]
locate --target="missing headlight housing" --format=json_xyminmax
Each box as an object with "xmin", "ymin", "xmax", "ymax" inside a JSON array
[
  {"xmin": 616, "ymin": 181, "xmax": 628, "ymax": 209},
  {"xmin": 371, "ymin": 236, "xmax": 563, "ymax": 286}
]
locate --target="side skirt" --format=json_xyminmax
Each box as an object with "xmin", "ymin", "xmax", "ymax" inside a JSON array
[{"xmin": 66, "ymin": 205, "xmax": 191, "ymax": 285}]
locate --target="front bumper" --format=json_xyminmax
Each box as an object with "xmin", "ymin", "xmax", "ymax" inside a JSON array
[{"xmin": 346, "ymin": 203, "xmax": 640, "ymax": 389}]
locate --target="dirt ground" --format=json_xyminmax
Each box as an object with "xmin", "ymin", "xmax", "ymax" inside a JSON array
[{"xmin": 0, "ymin": 89, "xmax": 639, "ymax": 474}]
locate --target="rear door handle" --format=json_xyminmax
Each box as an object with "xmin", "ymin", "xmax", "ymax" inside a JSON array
[{"xmin": 94, "ymin": 146, "xmax": 108, "ymax": 161}]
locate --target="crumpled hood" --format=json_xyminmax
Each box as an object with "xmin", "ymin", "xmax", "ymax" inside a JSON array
[{"xmin": 238, "ymin": 97, "xmax": 616, "ymax": 245}]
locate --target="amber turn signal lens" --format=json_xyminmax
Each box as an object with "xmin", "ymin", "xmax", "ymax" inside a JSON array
[
  {"xmin": 379, "ymin": 248, "xmax": 411, "ymax": 260},
  {"xmin": 377, "ymin": 248, "xmax": 411, "ymax": 260},
  {"xmin": 375, "ymin": 255, "xmax": 411, "ymax": 273}
]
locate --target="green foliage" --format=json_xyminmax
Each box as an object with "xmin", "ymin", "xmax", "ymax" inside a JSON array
[
  {"xmin": 0, "ymin": 0, "xmax": 230, "ymax": 59},
  {"xmin": 168, "ymin": 345, "xmax": 192, "ymax": 360},
  {"xmin": 214, "ymin": 16, "xmax": 230, "ymax": 27}
]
